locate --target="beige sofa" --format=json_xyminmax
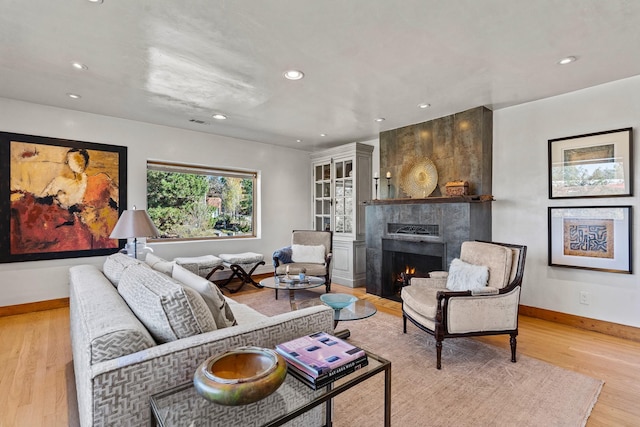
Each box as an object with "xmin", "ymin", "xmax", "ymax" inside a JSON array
[{"xmin": 69, "ymin": 253, "xmax": 334, "ymax": 426}]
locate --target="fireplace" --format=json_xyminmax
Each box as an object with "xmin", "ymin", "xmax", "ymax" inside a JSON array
[
  {"xmin": 365, "ymin": 198, "xmax": 492, "ymax": 299},
  {"xmin": 381, "ymin": 238, "xmax": 445, "ymax": 301}
]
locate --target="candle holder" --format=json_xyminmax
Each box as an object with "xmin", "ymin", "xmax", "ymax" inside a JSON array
[
  {"xmin": 386, "ymin": 177, "xmax": 391, "ymax": 198},
  {"xmin": 374, "ymin": 177, "xmax": 379, "ymax": 199}
]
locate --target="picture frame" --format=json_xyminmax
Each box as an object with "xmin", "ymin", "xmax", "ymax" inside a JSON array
[
  {"xmin": 0, "ymin": 132, "xmax": 127, "ymax": 263},
  {"xmin": 548, "ymin": 206, "xmax": 632, "ymax": 274},
  {"xmin": 548, "ymin": 127, "xmax": 633, "ymax": 199}
]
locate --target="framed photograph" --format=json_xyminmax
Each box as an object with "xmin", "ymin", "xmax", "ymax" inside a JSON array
[
  {"xmin": 548, "ymin": 206, "xmax": 632, "ymax": 273},
  {"xmin": 0, "ymin": 132, "xmax": 127, "ymax": 263},
  {"xmin": 548, "ymin": 128, "xmax": 633, "ymax": 199}
]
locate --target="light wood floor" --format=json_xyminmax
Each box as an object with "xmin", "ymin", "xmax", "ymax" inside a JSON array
[{"xmin": 1, "ymin": 282, "xmax": 639, "ymax": 426}]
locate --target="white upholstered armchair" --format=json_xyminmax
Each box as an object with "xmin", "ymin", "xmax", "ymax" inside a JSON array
[
  {"xmin": 401, "ymin": 241, "xmax": 527, "ymax": 369},
  {"xmin": 272, "ymin": 230, "xmax": 333, "ymax": 297}
]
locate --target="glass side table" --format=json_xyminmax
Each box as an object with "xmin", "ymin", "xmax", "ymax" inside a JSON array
[
  {"xmin": 150, "ymin": 349, "xmax": 391, "ymax": 427},
  {"xmin": 292, "ymin": 298, "xmax": 377, "ymax": 339}
]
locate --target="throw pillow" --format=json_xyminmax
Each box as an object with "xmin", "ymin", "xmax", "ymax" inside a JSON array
[
  {"xmin": 117, "ymin": 264, "xmax": 217, "ymax": 343},
  {"xmin": 171, "ymin": 264, "xmax": 237, "ymax": 329},
  {"xmin": 144, "ymin": 252, "xmax": 175, "ymax": 276},
  {"xmin": 446, "ymin": 258, "xmax": 489, "ymax": 291},
  {"xmin": 103, "ymin": 253, "xmax": 142, "ymax": 287},
  {"xmin": 291, "ymin": 244, "xmax": 326, "ymax": 264}
]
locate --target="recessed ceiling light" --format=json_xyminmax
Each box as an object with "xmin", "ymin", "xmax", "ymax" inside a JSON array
[
  {"xmin": 296, "ymin": 139, "xmax": 302, "ymax": 143},
  {"xmin": 558, "ymin": 56, "xmax": 577, "ymax": 65},
  {"xmin": 374, "ymin": 118, "xmax": 385, "ymax": 122},
  {"xmin": 87, "ymin": 0, "xmax": 103, "ymax": 3},
  {"xmin": 67, "ymin": 93, "xmax": 81, "ymax": 99},
  {"xmin": 283, "ymin": 70, "xmax": 304, "ymax": 80},
  {"xmin": 212, "ymin": 114, "xmax": 227, "ymax": 120},
  {"xmin": 320, "ymin": 133, "xmax": 327, "ymax": 137},
  {"xmin": 72, "ymin": 62, "xmax": 88, "ymax": 70},
  {"xmin": 418, "ymin": 103, "xmax": 431, "ymax": 109}
]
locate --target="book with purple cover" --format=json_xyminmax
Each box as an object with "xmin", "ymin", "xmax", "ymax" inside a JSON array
[{"xmin": 275, "ymin": 331, "xmax": 366, "ymax": 378}]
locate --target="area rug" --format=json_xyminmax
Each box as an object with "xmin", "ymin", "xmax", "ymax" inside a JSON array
[{"xmin": 233, "ymin": 289, "xmax": 604, "ymax": 427}]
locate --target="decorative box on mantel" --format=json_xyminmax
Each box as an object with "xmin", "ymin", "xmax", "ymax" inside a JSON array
[{"xmin": 445, "ymin": 181, "xmax": 469, "ymax": 196}]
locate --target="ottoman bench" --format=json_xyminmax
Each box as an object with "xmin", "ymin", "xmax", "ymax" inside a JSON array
[
  {"xmin": 174, "ymin": 255, "xmax": 224, "ymax": 280},
  {"xmin": 217, "ymin": 252, "xmax": 266, "ymax": 293}
]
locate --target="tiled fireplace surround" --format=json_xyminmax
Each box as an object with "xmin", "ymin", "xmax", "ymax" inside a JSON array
[{"xmin": 365, "ymin": 106, "xmax": 493, "ymax": 299}]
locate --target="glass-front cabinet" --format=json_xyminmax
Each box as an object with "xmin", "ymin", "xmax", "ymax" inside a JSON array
[
  {"xmin": 314, "ymin": 163, "xmax": 332, "ymax": 232},
  {"xmin": 311, "ymin": 143, "xmax": 373, "ymax": 287},
  {"xmin": 333, "ymin": 159, "xmax": 353, "ymax": 233}
]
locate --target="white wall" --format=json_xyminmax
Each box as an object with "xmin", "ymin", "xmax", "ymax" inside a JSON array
[
  {"xmin": 366, "ymin": 138, "xmax": 381, "ymax": 200},
  {"xmin": 0, "ymin": 98, "xmax": 313, "ymax": 306},
  {"xmin": 493, "ymin": 75, "xmax": 640, "ymax": 328},
  {"xmin": 6, "ymin": 77, "xmax": 637, "ymax": 330}
]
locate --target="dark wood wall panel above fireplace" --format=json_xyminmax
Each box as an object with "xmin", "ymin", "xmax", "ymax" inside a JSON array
[{"xmin": 365, "ymin": 199, "xmax": 491, "ymax": 298}]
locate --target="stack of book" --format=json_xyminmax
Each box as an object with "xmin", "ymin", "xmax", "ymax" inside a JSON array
[{"xmin": 275, "ymin": 331, "xmax": 368, "ymax": 389}]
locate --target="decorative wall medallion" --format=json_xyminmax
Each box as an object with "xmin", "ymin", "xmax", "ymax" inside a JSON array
[{"xmin": 399, "ymin": 157, "xmax": 438, "ymax": 198}]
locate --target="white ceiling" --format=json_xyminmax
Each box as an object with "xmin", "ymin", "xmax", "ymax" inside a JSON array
[{"xmin": 2, "ymin": 0, "xmax": 640, "ymax": 151}]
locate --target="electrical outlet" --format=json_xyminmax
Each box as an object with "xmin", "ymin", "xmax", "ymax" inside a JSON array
[{"xmin": 579, "ymin": 291, "xmax": 591, "ymax": 305}]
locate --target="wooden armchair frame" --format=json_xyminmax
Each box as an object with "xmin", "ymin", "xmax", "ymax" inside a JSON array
[{"xmin": 402, "ymin": 241, "xmax": 527, "ymax": 369}]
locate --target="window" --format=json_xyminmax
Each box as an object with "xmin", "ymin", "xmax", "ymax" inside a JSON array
[{"xmin": 147, "ymin": 161, "xmax": 256, "ymax": 240}]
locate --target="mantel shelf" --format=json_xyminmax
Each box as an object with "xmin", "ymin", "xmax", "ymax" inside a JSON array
[{"xmin": 363, "ymin": 195, "xmax": 494, "ymax": 205}]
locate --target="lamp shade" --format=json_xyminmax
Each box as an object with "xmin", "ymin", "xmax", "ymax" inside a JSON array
[{"xmin": 109, "ymin": 209, "xmax": 160, "ymax": 239}]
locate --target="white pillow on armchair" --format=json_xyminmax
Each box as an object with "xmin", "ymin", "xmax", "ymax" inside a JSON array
[
  {"xmin": 445, "ymin": 258, "xmax": 489, "ymax": 291},
  {"xmin": 291, "ymin": 244, "xmax": 326, "ymax": 264}
]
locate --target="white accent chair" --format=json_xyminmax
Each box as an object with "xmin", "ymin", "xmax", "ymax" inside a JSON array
[
  {"xmin": 272, "ymin": 230, "xmax": 333, "ymax": 298},
  {"xmin": 401, "ymin": 241, "xmax": 527, "ymax": 369}
]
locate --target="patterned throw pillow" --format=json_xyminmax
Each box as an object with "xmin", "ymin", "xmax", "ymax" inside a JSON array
[
  {"xmin": 445, "ymin": 258, "xmax": 489, "ymax": 291},
  {"xmin": 172, "ymin": 264, "xmax": 237, "ymax": 329},
  {"xmin": 103, "ymin": 253, "xmax": 143, "ymax": 287},
  {"xmin": 118, "ymin": 264, "xmax": 217, "ymax": 343}
]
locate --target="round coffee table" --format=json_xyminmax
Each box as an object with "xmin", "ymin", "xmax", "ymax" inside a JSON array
[{"xmin": 259, "ymin": 276, "xmax": 325, "ymax": 306}]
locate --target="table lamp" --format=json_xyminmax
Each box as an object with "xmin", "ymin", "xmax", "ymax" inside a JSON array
[{"xmin": 109, "ymin": 207, "xmax": 160, "ymax": 258}]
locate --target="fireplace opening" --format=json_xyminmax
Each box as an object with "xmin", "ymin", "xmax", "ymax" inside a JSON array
[{"xmin": 381, "ymin": 239, "xmax": 445, "ymax": 301}]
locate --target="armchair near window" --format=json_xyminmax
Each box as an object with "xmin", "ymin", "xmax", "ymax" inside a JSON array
[
  {"xmin": 401, "ymin": 241, "xmax": 527, "ymax": 369},
  {"xmin": 272, "ymin": 230, "xmax": 333, "ymax": 296}
]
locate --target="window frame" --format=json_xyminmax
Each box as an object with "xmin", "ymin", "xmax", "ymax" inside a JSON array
[{"xmin": 146, "ymin": 160, "xmax": 258, "ymax": 242}]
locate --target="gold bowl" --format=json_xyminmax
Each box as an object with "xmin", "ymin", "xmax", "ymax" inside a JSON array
[{"xmin": 193, "ymin": 347, "xmax": 287, "ymax": 406}]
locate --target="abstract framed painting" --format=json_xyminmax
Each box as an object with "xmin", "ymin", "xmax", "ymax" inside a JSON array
[
  {"xmin": 548, "ymin": 127, "xmax": 633, "ymax": 199},
  {"xmin": 0, "ymin": 132, "xmax": 127, "ymax": 263},
  {"xmin": 548, "ymin": 206, "xmax": 632, "ymax": 274}
]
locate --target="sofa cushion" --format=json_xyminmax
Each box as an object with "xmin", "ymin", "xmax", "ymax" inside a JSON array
[
  {"xmin": 171, "ymin": 264, "xmax": 237, "ymax": 329},
  {"xmin": 103, "ymin": 253, "xmax": 143, "ymax": 287},
  {"xmin": 225, "ymin": 298, "xmax": 269, "ymax": 324},
  {"xmin": 144, "ymin": 253, "xmax": 175, "ymax": 275},
  {"xmin": 291, "ymin": 244, "xmax": 326, "ymax": 264},
  {"xmin": 446, "ymin": 258, "xmax": 489, "ymax": 291},
  {"xmin": 117, "ymin": 264, "xmax": 217, "ymax": 343},
  {"xmin": 69, "ymin": 265, "xmax": 156, "ymax": 364}
]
